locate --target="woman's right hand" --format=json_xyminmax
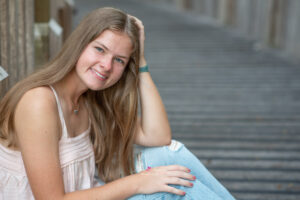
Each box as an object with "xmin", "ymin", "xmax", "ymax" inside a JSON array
[{"xmin": 135, "ymin": 165, "xmax": 196, "ymax": 196}]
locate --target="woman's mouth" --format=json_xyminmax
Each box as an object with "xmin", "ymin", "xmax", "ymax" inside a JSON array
[{"xmin": 92, "ymin": 68, "xmax": 107, "ymax": 80}]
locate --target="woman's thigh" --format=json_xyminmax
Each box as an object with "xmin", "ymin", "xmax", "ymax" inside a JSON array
[{"xmin": 132, "ymin": 140, "xmax": 235, "ymax": 200}]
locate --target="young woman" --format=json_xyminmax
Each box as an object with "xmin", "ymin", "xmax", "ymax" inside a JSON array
[{"xmin": 0, "ymin": 7, "xmax": 235, "ymax": 200}]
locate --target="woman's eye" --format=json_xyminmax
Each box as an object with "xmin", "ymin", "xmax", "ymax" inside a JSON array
[
  {"xmin": 115, "ymin": 57, "xmax": 125, "ymax": 64},
  {"xmin": 95, "ymin": 47, "xmax": 104, "ymax": 52}
]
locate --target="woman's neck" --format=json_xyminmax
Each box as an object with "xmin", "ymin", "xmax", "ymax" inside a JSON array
[{"xmin": 53, "ymin": 69, "xmax": 87, "ymax": 107}]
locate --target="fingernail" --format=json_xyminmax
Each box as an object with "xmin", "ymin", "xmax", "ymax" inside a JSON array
[
  {"xmin": 190, "ymin": 182, "xmax": 194, "ymax": 187},
  {"xmin": 193, "ymin": 176, "xmax": 196, "ymax": 180},
  {"xmin": 188, "ymin": 168, "xmax": 191, "ymax": 172},
  {"xmin": 182, "ymin": 192, "xmax": 186, "ymax": 195}
]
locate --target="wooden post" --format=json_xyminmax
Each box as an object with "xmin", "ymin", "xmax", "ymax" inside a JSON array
[
  {"xmin": 48, "ymin": 18, "xmax": 63, "ymax": 59},
  {"xmin": 17, "ymin": 0, "xmax": 26, "ymax": 80},
  {"xmin": 59, "ymin": 0, "xmax": 74, "ymax": 41},
  {"xmin": 25, "ymin": 0, "xmax": 34, "ymax": 76},
  {"xmin": 285, "ymin": 0, "xmax": 300, "ymax": 61},
  {"xmin": 35, "ymin": 0, "xmax": 50, "ymax": 23},
  {"xmin": 9, "ymin": 0, "xmax": 18, "ymax": 87},
  {"xmin": 0, "ymin": 0, "xmax": 34, "ymax": 98},
  {"xmin": 0, "ymin": 0, "xmax": 9, "ymax": 97},
  {"xmin": 193, "ymin": 0, "xmax": 204, "ymax": 14}
]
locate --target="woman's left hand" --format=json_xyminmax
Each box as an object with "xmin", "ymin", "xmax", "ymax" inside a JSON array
[{"xmin": 129, "ymin": 15, "xmax": 146, "ymax": 67}]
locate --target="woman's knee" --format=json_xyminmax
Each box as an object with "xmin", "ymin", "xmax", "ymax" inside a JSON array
[{"xmin": 167, "ymin": 140, "xmax": 184, "ymax": 152}]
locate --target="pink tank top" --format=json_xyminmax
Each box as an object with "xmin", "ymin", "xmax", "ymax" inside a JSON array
[{"xmin": 0, "ymin": 86, "xmax": 101, "ymax": 200}]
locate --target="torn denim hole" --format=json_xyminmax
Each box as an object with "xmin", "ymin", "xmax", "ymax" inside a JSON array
[
  {"xmin": 168, "ymin": 140, "xmax": 183, "ymax": 151},
  {"xmin": 135, "ymin": 151, "xmax": 145, "ymax": 173}
]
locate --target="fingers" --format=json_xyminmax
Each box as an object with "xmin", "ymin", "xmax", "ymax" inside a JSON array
[
  {"xmin": 148, "ymin": 165, "xmax": 194, "ymax": 180},
  {"xmin": 128, "ymin": 15, "xmax": 142, "ymax": 24},
  {"xmin": 166, "ymin": 176, "xmax": 194, "ymax": 188},
  {"xmin": 127, "ymin": 14, "xmax": 145, "ymax": 62},
  {"xmin": 163, "ymin": 185, "xmax": 186, "ymax": 196},
  {"xmin": 159, "ymin": 164, "xmax": 191, "ymax": 173},
  {"xmin": 149, "ymin": 165, "xmax": 195, "ymax": 186},
  {"xmin": 166, "ymin": 170, "xmax": 196, "ymax": 181},
  {"xmin": 128, "ymin": 15, "xmax": 144, "ymax": 29}
]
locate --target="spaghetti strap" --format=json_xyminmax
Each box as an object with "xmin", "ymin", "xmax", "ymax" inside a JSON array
[
  {"xmin": 49, "ymin": 85, "xmax": 68, "ymax": 138},
  {"xmin": 0, "ymin": 87, "xmax": 97, "ymax": 198}
]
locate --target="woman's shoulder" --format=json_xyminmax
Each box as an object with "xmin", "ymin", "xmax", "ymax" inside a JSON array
[
  {"xmin": 24, "ymin": 86, "xmax": 54, "ymax": 98},
  {"xmin": 16, "ymin": 86, "xmax": 58, "ymax": 117},
  {"xmin": 14, "ymin": 86, "xmax": 61, "ymax": 139}
]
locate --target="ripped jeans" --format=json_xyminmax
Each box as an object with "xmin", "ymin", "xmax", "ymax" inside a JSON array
[{"xmin": 128, "ymin": 140, "xmax": 236, "ymax": 200}]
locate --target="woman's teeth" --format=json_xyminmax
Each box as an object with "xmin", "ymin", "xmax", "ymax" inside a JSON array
[{"xmin": 94, "ymin": 69, "xmax": 106, "ymax": 79}]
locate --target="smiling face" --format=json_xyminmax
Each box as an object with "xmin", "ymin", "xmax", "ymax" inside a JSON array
[{"xmin": 75, "ymin": 29, "xmax": 133, "ymax": 91}]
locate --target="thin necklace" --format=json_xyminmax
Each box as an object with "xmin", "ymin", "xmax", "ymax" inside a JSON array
[
  {"xmin": 54, "ymin": 85, "xmax": 80, "ymax": 115},
  {"xmin": 71, "ymin": 100, "xmax": 80, "ymax": 115}
]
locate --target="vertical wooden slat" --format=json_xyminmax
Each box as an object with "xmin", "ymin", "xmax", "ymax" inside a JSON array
[
  {"xmin": 193, "ymin": 0, "xmax": 205, "ymax": 14},
  {"xmin": 59, "ymin": 0, "xmax": 73, "ymax": 41},
  {"xmin": 252, "ymin": 0, "xmax": 273, "ymax": 46},
  {"xmin": 294, "ymin": 0, "xmax": 300, "ymax": 60},
  {"xmin": 183, "ymin": 0, "xmax": 193, "ymax": 10},
  {"xmin": 228, "ymin": 0, "xmax": 236, "ymax": 26},
  {"xmin": 50, "ymin": 0, "xmax": 64, "ymax": 23},
  {"xmin": 218, "ymin": 0, "xmax": 237, "ymax": 26},
  {"xmin": 48, "ymin": 18, "xmax": 62, "ymax": 60},
  {"xmin": 247, "ymin": 0, "xmax": 257, "ymax": 39},
  {"xmin": 0, "ymin": 0, "xmax": 34, "ymax": 97},
  {"xmin": 9, "ymin": 0, "xmax": 17, "ymax": 88},
  {"xmin": 35, "ymin": 0, "xmax": 50, "ymax": 23},
  {"xmin": 212, "ymin": 0, "xmax": 219, "ymax": 19},
  {"xmin": 218, "ymin": 0, "xmax": 228, "ymax": 24},
  {"xmin": 0, "ymin": 2, "xmax": 1, "ymax": 66},
  {"xmin": 0, "ymin": 0, "xmax": 9, "ymax": 97},
  {"xmin": 204, "ymin": 0, "xmax": 215, "ymax": 19},
  {"xmin": 253, "ymin": 0, "xmax": 263, "ymax": 41},
  {"xmin": 17, "ymin": 0, "xmax": 26, "ymax": 80},
  {"xmin": 285, "ymin": 0, "xmax": 300, "ymax": 60},
  {"xmin": 25, "ymin": 0, "xmax": 34, "ymax": 76},
  {"xmin": 274, "ymin": 0, "xmax": 287, "ymax": 48},
  {"xmin": 236, "ymin": 0, "xmax": 254, "ymax": 36}
]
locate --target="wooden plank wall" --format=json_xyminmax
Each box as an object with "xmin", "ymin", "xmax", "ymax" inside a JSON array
[
  {"xmin": 0, "ymin": 0, "xmax": 74, "ymax": 97},
  {"xmin": 0, "ymin": 0, "xmax": 34, "ymax": 98},
  {"xmin": 153, "ymin": 0, "xmax": 300, "ymax": 63},
  {"xmin": 37, "ymin": 0, "xmax": 73, "ymax": 60}
]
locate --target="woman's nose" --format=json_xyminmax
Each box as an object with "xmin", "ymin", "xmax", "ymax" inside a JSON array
[{"xmin": 100, "ymin": 55, "xmax": 113, "ymax": 72}]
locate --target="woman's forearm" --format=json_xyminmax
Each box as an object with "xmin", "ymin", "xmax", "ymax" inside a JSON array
[
  {"xmin": 138, "ymin": 59, "xmax": 172, "ymax": 145},
  {"xmin": 63, "ymin": 174, "xmax": 139, "ymax": 200}
]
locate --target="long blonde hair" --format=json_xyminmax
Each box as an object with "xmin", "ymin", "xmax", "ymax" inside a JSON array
[{"xmin": 0, "ymin": 7, "xmax": 140, "ymax": 182}]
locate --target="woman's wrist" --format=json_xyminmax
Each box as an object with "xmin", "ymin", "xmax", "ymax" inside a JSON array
[
  {"xmin": 139, "ymin": 57, "xmax": 147, "ymax": 68},
  {"xmin": 127, "ymin": 173, "xmax": 142, "ymax": 195},
  {"xmin": 139, "ymin": 65, "xmax": 149, "ymax": 73},
  {"xmin": 139, "ymin": 58, "xmax": 149, "ymax": 73}
]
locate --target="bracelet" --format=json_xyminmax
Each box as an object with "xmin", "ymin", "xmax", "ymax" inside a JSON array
[{"xmin": 139, "ymin": 65, "xmax": 149, "ymax": 73}]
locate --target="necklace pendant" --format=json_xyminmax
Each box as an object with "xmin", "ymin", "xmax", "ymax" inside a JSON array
[{"xmin": 74, "ymin": 109, "xmax": 79, "ymax": 114}]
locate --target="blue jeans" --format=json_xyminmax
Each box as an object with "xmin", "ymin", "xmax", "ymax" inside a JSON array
[{"xmin": 128, "ymin": 140, "xmax": 236, "ymax": 200}]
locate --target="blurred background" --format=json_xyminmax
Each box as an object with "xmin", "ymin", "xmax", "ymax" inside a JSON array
[{"xmin": 1, "ymin": 0, "xmax": 300, "ymax": 199}]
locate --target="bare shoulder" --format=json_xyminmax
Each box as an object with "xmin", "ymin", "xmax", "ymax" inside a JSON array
[
  {"xmin": 15, "ymin": 86, "xmax": 60, "ymax": 140},
  {"xmin": 18, "ymin": 86, "xmax": 56, "ymax": 110},
  {"xmin": 14, "ymin": 86, "xmax": 66, "ymax": 198}
]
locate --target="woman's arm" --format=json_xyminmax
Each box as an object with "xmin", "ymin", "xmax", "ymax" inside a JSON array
[
  {"xmin": 133, "ymin": 17, "xmax": 172, "ymax": 147},
  {"xmin": 15, "ymin": 87, "xmax": 192, "ymax": 200}
]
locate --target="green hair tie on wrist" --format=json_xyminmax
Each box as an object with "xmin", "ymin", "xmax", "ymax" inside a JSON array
[{"xmin": 139, "ymin": 65, "xmax": 149, "ymax": 73}]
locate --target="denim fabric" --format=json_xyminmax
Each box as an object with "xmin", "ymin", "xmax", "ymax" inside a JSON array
[{"xmin": 128, "ymin": 140, "xmax": 236, "ymax": 200}]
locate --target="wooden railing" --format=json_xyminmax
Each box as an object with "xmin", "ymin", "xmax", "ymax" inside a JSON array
[
  {"xmin": 147, "ymin": 0, "xmax": 300, "ymax": 63},
  {"xmin": 0, "ymin": 0, "xmax": 74, "ymax": 98},
  {"xmin": 0, "ymin": 0, "xmax": 34, "ymax": 97}
]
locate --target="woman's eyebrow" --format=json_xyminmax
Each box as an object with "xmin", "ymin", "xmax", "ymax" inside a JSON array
[{"xmin": 94, "ymin": 41, "xmax": 129, "ymax": 59}]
